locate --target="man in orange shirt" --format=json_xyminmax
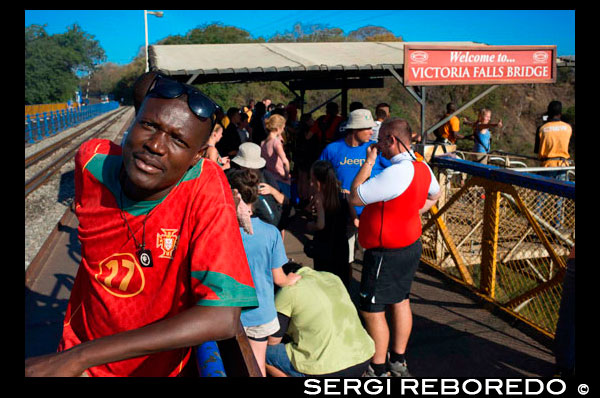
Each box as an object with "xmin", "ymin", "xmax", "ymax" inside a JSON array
[
  {"xmin": 534, "ymin": 100, "xmax": 572, "ymax": 229},
  {"xmin": 435, "ymin": 103, "xmax": 464, "ymax": 144},
  {"xmin": 535, "ymin": 100, "xmax": 572, "ymax": 171}
]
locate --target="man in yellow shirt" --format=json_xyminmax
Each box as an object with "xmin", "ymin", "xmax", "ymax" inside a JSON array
[
  {"xmin": 243, "ymin": 99, "xmax": 255, "ymax": 122},
  {"xmin": 535, "ymin": 100, "xmax": 572, "ymax": 170},
  {"xmin": 534, "ymin": 100, "xmax": 572, "ymax": 230}
]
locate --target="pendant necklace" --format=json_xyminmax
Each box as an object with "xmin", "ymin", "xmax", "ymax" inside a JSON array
[{"xmin": 119, "ymin": 189, "xmax": 153, "ymax": 267}]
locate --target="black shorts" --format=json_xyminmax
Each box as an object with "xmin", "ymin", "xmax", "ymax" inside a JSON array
[{"xmin": 359, "ymin": 239, "xmax": 422, "ymax": 313}]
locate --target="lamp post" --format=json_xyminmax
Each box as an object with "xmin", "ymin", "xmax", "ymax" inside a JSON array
[{"xmin": 144, "ymin": 10, "xmax": 164, "ymax": 73}]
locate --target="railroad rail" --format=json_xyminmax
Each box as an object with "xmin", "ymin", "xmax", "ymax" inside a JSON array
[{"xmin": 25, "ymin": 106, "xmax": 131, "ymax": 198}]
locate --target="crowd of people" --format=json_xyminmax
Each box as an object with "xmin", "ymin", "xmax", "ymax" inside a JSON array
[{"xmin": 25, "ymin": 71, "xmax": 573, "ymax": 378}]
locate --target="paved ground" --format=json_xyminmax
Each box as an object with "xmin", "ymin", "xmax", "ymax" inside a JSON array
[
  {"xmin": 281, "ymin": 211, "xmax": 556, "ymax": 377},
  {"xmin": 25, "ymin": 200, "xmax": 556, "ymax": 377}
]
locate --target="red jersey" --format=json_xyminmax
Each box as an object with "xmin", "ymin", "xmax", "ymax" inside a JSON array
[
  {"xmin": 310, "ymin": 114, "xmax": 343, "ymax": 144},
  {"xmin": 58, "ymin": 139, "xmax": 258, "ymax": 376}
]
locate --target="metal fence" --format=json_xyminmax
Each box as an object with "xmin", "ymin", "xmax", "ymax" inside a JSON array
[
  {"xmin": 25, "ymin": 101, "xmax": 120, "ymax": 144},
  {"xmin": 421, "ymin": 155, "xmax": 575, "ymax": 338}
]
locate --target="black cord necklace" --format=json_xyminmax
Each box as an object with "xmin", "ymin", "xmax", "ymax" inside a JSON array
[
  {"xmin": 398, "ymin": 139, "xmax": 418, "ymax": 162},
  {"xmin": 119, "ymin": 189, "xmax": 153, "ymax": 267}
]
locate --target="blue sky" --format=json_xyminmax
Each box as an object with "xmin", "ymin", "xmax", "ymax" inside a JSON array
[{"xmin": 25, "ymin": 10, "xmax": 575, "ymax": 66}]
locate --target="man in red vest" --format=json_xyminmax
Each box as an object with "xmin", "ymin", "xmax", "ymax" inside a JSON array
[{"xmin": 349, "ymin": 118, "xmax": 441, "ymax": 377}]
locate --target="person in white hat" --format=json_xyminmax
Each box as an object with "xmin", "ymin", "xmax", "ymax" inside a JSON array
[
  {"xmin": 232, "ymin": 142, "xmax": 266, "ymax": 169},
  {"xmin": 318, "ymin": 109, "xmax": 391, "ymax": 264},
  {"xmin": 231, "ymin": 142, "xmax": 285, "ymax": 228}
]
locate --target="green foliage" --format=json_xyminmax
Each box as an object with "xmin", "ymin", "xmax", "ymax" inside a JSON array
[
  {"xmin": 563, "ymin": 105, "xmax": 575, "ymax": 126},
  {"xmin": 268, "ymin": 23, "xmax": 403, "ymax": 43},
  {"xmin": 348, "ymin": 26, "xmax": 402, "ymax": 42},
  {"xmin": 160, "ymin": 22, "xmax": 260, "ymax": 45},
  {"xmin": 270, "ymin": 23, "xmax": 345, "ymax": 43},
  {"xmin": 25, "ymin": 24, "xmax": 106, "ymax": 104},
  {"xmin": 111, "ymin": 56, "xmax": 146, "ymax": 106},
  {"xmin": 563, "ymin": 105, "xmax": 575, "ymax": 160},
  {"xmin": 198, "ymin": 81, "xmax": 291, "ymax": 111}
]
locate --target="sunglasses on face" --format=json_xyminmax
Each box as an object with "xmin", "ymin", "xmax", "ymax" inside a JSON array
[{"xmin": 146, "ymin": 75, "xmax": 221, "ymax": 126}]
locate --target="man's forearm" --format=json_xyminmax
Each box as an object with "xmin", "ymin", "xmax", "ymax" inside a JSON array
[
  {"xmin": 271, "ymin": 188, "xmax": 285, "ymax": 204},
  {"xmin": 419, "ymin": 198, "xmax": 437, "ymax": 215},
  {"xmin": 29, "ymin": 305, "xmax": 240, "ymax": 376},
  {"xmin": 419, "ymin": 191, "xmax": 442, "ymax": 215}
]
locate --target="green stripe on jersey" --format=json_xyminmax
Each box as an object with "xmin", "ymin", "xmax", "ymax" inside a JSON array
[
  {"xmin": 191, "ymin": 270, "xmax": 259, "ymax": 308},
  {"xmin": 84, "ymin": 154, "xmax": 205, "ymax": 216}
]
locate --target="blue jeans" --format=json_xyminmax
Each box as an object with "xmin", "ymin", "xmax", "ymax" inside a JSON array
[
  {"xmin": 266, "ymin": 343, "xmax": 305, "ymax": 377},
  {"xmin": 535, "ymin": 170, "xmax": 568, "ymax": 229}
]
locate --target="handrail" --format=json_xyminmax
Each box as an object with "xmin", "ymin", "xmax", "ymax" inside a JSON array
[
  {"xmin": 431, "ymin": 155, "xmax": 575, "ymax": 199},
  {"xmin": 25, "ymin": 101, "xmax": 120, "ymax": 144},
  {"xmin": 422, "ymin": 159, "xmax": 574, "ymax": 339}
]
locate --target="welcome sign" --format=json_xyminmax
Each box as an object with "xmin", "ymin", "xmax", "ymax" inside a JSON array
[{"xmin": 403, "ymin": 45, "xmax": 556, "ymax": 86}]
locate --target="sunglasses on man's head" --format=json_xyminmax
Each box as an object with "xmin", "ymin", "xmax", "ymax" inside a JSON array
[{"xmin": 146, "ymin": 75, "xmax": 221, "ymax": 126}]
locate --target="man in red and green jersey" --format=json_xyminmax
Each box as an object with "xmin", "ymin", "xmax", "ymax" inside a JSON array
[{"xmin": 25, "ymin": 76, "xmax": 258, "ymax": 377}]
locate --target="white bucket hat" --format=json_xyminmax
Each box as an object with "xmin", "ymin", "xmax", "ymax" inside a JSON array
[
  {"xmin": 344, "ymin": 109, "xmax": 377, "ymax": 130},
  {"xmin": 231, "ymin": 142, "xmax": 266, "ymax": 169}
]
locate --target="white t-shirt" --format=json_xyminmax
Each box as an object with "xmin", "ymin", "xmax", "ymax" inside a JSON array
[{"xmin": 357, "ymin": 152, "xmax": 440, "ymax": 205}]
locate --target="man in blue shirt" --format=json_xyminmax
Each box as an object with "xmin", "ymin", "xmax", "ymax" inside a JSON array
[
  {"xmin": 227, "ymin": 169, "xmax": 301, "ymax": 376},
  {"xmin": 319, "ymin": 109, "xmax": 390, "ymax": 263}
]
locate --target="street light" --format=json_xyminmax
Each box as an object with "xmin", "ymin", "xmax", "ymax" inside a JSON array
[{"xmin": 145, "ymin": 10, "xmax": 164, "ymax": 73}]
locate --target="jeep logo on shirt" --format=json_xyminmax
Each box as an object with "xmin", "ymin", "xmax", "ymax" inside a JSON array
[{"xmin": 340, "ymin": 157, "xmax": 366, "ymax": 166}]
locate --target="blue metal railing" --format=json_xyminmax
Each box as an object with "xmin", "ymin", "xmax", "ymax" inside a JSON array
[
  {"xmin": 25, "ymin": 101, "xmax": 120, "ymax": 144},
  {"xmin": 431, "ymin": 155, "xmax": 575, "ymax": 199}
]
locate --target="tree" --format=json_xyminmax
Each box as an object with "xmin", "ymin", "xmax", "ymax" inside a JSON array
[
  {"xmin": 25, "ymin": 24, "xmax": 106, "ymax": 104},
  {"xmin": 111, "ymin": 55, "xmax": 146, "ymax": 106},
  {"xmin": 160, "ymin": 23, "xmax": 261, "ymax": 45},
  {"xmin": 347, "ymin": 26, "xmax": 402, "ymax": 42},
  {"xmin": 270, "ymin": 23, "xmax": 345, "ymax": 43},
  {"xmin": 87, "ymin": 62, "xmax": 127, "ymax": 98}
]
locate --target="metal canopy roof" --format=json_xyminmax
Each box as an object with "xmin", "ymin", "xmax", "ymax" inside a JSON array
[{"xmin": 148, "ymin": 41, "xmax": 483, "ymax": 84}]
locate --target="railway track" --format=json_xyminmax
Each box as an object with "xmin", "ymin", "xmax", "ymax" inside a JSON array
[
  {"xmin": 25, "ymin": 107, "xmax": 131, "ymax": 198},
  {"xmin": 25, "ymin": 107, "xmax": 134, "ymax": 271}
]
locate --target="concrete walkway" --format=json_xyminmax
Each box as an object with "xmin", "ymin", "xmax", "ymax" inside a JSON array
[{"xmin": 283, "ymin": 210, "xmax": 556, "ymax": 377}]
